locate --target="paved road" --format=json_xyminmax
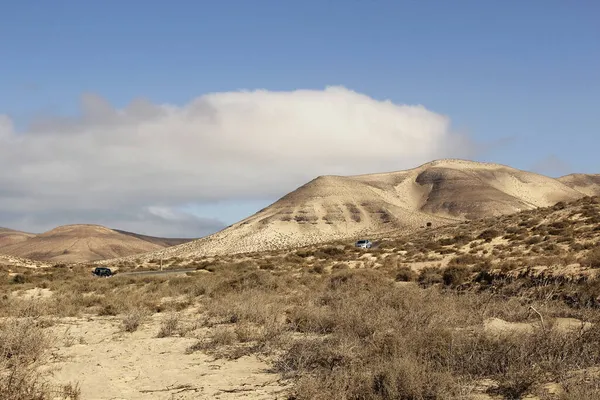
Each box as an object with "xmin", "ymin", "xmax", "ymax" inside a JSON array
[{"xmin": 117, "ymin": 268, "xmax": 198, "ymax": 276}]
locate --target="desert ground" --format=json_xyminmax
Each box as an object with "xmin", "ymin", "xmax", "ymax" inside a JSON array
[{"xmin": 4, "ymin": 195, "xmax": 600, "ymax": 399}]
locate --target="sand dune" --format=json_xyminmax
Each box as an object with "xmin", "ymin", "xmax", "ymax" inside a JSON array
[
  {"xmin": 0, "ymin": 225, "xmax": 165, "ymax": 263},
  {"xmin": 110, "ymin": 159, "xmax": 597, "ymax": 262}
]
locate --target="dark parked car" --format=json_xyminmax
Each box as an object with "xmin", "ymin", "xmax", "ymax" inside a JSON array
[{"xmin": 92, "ymin": 267, "xmax": 113, "ymax": 277}]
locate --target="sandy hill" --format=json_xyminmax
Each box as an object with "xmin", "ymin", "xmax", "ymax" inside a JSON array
[
  {"xmin": 107, "ymin": 159, "xmax": 598, "ymax": 262},
  {"xmin": 106, "ymin": 195, "xmax": 600, "ymax": 287},
  {"xmin": 559, "ymin": 174, "xmax": 600, "ymax": 197},
  {"xmin": 0, "ymin": 227, "xmax": 36, "ymax": 248},
  {"xmin": 0, "ymin": 224, "xmax": 165, "ymax": 263}
]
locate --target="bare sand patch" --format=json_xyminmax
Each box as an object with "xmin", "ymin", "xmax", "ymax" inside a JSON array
[
  {"xmin": 47, "ymin": 315, "xmax": 288, "ymax": 399},
  {"xmin": 483, "ymin": 317, "xmax": 593, "ymax": 336},
  {"xmin": 11, "ymin": 287, "xmax": 53, "ymax": 300}
]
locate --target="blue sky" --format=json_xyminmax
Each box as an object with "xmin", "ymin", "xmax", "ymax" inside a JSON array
[{"xmin": 1, "ymin": 0, "xmax": 599, "ymax": 236}]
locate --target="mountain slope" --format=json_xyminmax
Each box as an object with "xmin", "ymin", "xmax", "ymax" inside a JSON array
[
  {"xmin": 109, "ymin": 159, "xmax": 596, "ymax": 261},
  {"xmin": 559, "ymin": 174, "xmax": 600, "ymax": 197},
  {"xmin": 0, "ymin": 253, "xmax": 48, "ymax": 268},
  {"xmin": 113, "ymin": 230, "xmax": 195, "ymax": 247},
  {"xmin": 0, "ymin": 227, "xmax": 36, "ymax": 248},
  {"xmin": 0, "ymin": 225, "xmax": 164, "ymax": 263}
]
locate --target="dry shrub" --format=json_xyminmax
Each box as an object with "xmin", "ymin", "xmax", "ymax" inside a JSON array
[
  {"xmin": 209, "ymin": 326, "xmax": 237, "ymax": 346},
  {"xmin": 273, "ymin": 270, "xmax": 600, "ymax": 399},
  {"xmin": 199, "ymin": 288, "xmax": 288, "ymax": 350},
  {"xmin": 214, "ymin": 270, "xmax": 280, "ymax": 294},
  {"xmin": 326, "ymin": 269, "xmax": 390, "ymax": 292},
  {"xmin": 442, "ymin": 265, "xmax": 471, "ymax": 286},
  {"xmin": 314, "ymin": 246, "xmax": 345, "ymax": 259},
  {"xmin": 581, "ymin": 247, "xmax": 600, "ymax": 269},
  {"xmin": 188, "ymin": 324, "xmax": 262, "ymax": 359},
  {"xmin": 275, "ymin": 278, "xmax": 481, "ymax": 399},
  {"xmin": 526, "ymin": 235, "xmax": 543, "ymax": 245},
  {"xmin": 0, "ymin": 318, "xmax": 80, "ymax": 399},
  {"xmin": 11, "ymin": 274, "xmax": 26, "ymax": 284},
  {"xmin": 558, "ymin": 379, "xmax": 600, "ymax": 399},
  {"xmin": 448, "ymin": 253, "xmax": 482, "ymax": 267},
  {"xmin": 478, "ymin": 228, "xmax": 500, "ymax": 242},
  {"xmin": 97, "ymin": 303, "xmax": 119, "ymax": 316},
  {"xmin": 311, "ymin": 264, "xmax": 325, "ymax": 274},
  {"xmin": 287, "ymin": 304, "xmax": 336, "ymax": 334},
  {"xmin": 121, "ymin": 308, "xmax": 148, "ymax": 332},
  {"xmin": 418, "ymin": 267, "xmax": 443, "ymax": 286},
  {"xmin": 233, "ymin": 323, "xmax": 263, "ymax": 343},
  {"xmin": 395, "ymin": 267, "xmax": 417, "ymax": 282},
  {"xmin": 331, "ymin": 262, "xmax": 349, "ymax": 271},
  {"xmin": 288, "ymin": 352, "xmax": 458, "ymax": 400},
  {"xmin": 156, "ymin": 313, "xmax": 180, "ymax": 338}
]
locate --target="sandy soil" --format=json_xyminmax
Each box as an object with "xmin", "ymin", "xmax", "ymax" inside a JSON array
[
  {"xmin": 47, "ymin": 315, "xmax": 288, "ymax": 400},
  {"xmin": 11, "ymin": 287, "xmax": 53, "ymax": 300},
  {"xmin": 42, "ymin": 314, "xmax": 590, "ymax": 400},
  {"xmin": 483, "ymin": 317, "xmax": 593, "ymax": 336}
]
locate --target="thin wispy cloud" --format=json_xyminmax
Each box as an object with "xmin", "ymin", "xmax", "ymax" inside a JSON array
[{"xmin": 531, "ymin": 155, "xmax": 572, "ymax": 178}]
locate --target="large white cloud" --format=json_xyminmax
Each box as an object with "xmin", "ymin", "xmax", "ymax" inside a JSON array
[{"xmin": 0, "ymin": 86, "xmax": 473, "ymax": 236}]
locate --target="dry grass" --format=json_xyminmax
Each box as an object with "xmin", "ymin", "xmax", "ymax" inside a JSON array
[
  {"xmin": 4, "ymin": 261, "xmax": 600, "ymax": 398},
  {"xmin": 120, "ymin": 308, "xmax": 148, "ymax": 332},
  {"xmin": 3, "ymin": 196, "xmax": 600, "ymax": 398},
  {"xmin": 156, "ymin": 312, "xmax": 181, "ymax": 338},
  {"xmin": 0, "ymin": 317, "xmax": 80, "ymax": 399}
]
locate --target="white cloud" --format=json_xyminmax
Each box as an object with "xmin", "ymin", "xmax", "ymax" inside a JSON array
[
  {"xmin": 0, "ymin": 86, "xmax": 473, "ymax": 236},
  {"xmin": 0, "ymin": 115, "xmax": 13, "ymax": 140}
]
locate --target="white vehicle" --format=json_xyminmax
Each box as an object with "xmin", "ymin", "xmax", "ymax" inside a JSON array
[{"xmin": 355, "ymin": 239, "xmax": 372, "ymax": 249}]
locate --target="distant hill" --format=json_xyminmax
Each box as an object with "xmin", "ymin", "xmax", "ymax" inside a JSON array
[
  {"xmin": 113, "ymin": 230, "xmax": 195, "ymax": 247},
  {"xmin": 0, "ymin": 225, "xmax": 165, "ymax": 263},
  {"xmin": 559, "ymin": 174, "xmax": 600, "ymax": 197},
  {"xmin": 110, "ymin": 159, "xmax": 598, "ymax": 261},
  {"xmin": 0, "ymin": 227, "xmax": 36, "ymax": 248}
]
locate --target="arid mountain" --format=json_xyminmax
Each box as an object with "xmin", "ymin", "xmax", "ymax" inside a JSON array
[
  {"xmin": 131, "ymin": 195, "xmax": 600, "ymax": 284},
  {"xmin": 0, "ymin": 227, "xmax": 36, "ymax": 248},
  {"xmin": 109, "ymin": 159, "xmax": 598, "ymax": 262},
  {"xmin": 559, "ymin": 174, "xmax": 600, "ymax": 197},
  {"xmin": 0, "ymin": 224, "xmax": 165, "ymax": 263}
]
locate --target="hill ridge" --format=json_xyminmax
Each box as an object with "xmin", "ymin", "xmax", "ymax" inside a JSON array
[
  {"xmin": 0, "ymin": 224, "xmax": 164, "ymax": 263},
  {"xmin": 101, "ymin": 159, "xmax": 599, "ymax": 263}
]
